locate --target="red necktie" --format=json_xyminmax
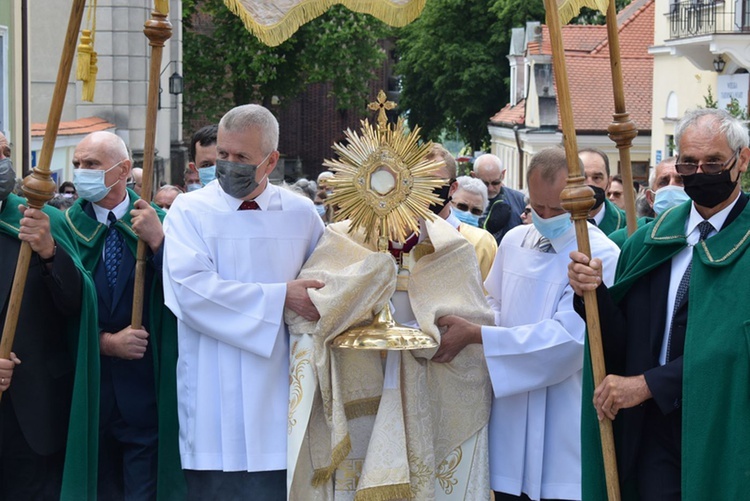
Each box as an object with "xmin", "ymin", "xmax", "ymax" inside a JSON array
[{"xmin": 238, "ymin": 200, "xmax": 260, "ymax": 211}]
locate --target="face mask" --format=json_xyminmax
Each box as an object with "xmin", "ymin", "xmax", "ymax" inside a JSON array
[
  {"xmin": 0, "ymin": 158, "xmax": 16, "ymax": 202},
  {"xmin": 531, "ymin": 207, "xmax": 572, "ymax": 240},
  {"xmin": 186, "ymin": 183, "xmax": 202, "ymax": 192},
  {"xmin": 588, "ymin": 185, "xmax": 606, "ymax": 211},
  {"xmin": 428, "ymin": 179, "xmax": 455, "ymax": 214},
  {"xmin": 62, "ymin": 193, "xmax": 74, "ymax": 199},
  {"xmin": 453, "ymin": 207, "xmax": 479, "ymax": 227},
  {"xmin": 73, "ymin": 160, "xmax": 124, "ymax": 203},
  {"xmin": 216, "ymin": 153, "xmax": 271, "ymax": 199},
  {"xmin": 652, "ymin": 185, "xmax": 690, "ymax": 215},
  {"xmin": 198, "ymin": 165, "xmax": 216, "ymax": 186},
  {"xmin": 682, "ymin": 169, "xmax": 739, "ymax": 209},
  {"xmin": 315, "ymin": 204, "xmax": 327, "ymax": 217}
]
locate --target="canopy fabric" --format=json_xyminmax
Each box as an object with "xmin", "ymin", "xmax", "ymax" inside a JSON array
[
  {"xmin": 555, "ymin": 0, "xmax": 610, "ymax": 24},
  {"xmin": 223, "ymin": 0, "xmax": 426, "ymax": 46}
]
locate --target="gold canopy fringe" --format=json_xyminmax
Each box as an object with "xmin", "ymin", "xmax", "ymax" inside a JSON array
[
  {"xmin": 312, "ymin": 434, "xmax": 352, "ymax": 486},
  {"xmin": 555, "ymin": 0, "xmax": 610, "ymax": 24},
  {"xmin": 75, "ymin": 29, "xmax": 93, "ymax": 81},
  {"xmin": 353, "ymin": 483, "xmax": 413, "ymax": 501},
  {"xmin": 223, "ymin": 0, "xmax": 426, "ymax": 47},
  {"xmin": 344, "ymin": 396, "xmax": 381, "ymax": 420},
  {"xmin": 82, "ymin": 51, "xmax": 98, "ymax": 102}
]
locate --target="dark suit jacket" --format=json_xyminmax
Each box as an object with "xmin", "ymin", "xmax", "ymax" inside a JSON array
[
  {"xmin": 481, "ymin": 186, "xmax": 526, "ymax": 244},
  {"xmin": 576, "ymin": 193, "xmax": 749, "ymax": 484},
  {"xmin": 0, "ymin": 233, "xmax": 81, "ymax": 455},
  {"xmin": 83, "ymin": 202, "xmax": 160, "ymax": 430}
]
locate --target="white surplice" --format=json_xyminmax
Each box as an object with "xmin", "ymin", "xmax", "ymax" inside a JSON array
[
  {"xmin": 163, "ymin": 181, "xmax": 324, "ymax": 472},
  {"xmin": 482, "ymin": 223, "xmax": 620, "ymax": 501}
]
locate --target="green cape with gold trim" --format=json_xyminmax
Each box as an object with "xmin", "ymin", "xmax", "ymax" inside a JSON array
[
  {"xmin": 61, "ymin": 189, "xmax": 184, "ymax": 500},
  {"xmin": 582, "ymin": 197, "xmax": 750, "ymax": 499}
]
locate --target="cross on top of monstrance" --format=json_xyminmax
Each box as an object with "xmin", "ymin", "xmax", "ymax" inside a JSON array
[
  {"xmin": 322, "ymin": 90, "xmax": 447, "ymax": 350},
  {"xmin": 367, "ymin": 90, "xmax": 397, "ymax": 131}
]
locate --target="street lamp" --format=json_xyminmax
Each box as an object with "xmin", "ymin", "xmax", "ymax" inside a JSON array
[
  {"xmin": 713, "ymin": 55, "xmax": 726, "ymax": 73},
  {"xmin": 159, "ymin": 61, "xmax": 183, "ymax": 109}
]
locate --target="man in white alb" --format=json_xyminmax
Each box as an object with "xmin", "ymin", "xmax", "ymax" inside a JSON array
[{"xmin": 163, "ymin": 104, "xmax": 324, "ymax": 499}]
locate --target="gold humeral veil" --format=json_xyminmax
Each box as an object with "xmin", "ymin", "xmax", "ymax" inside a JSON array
[{"xmin": 285, "ymin": 93, "xmax": 494, "ymax": 500}]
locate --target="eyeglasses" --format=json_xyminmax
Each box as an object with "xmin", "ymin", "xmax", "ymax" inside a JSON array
[
  {"xmin": 522, "ymin": 208, "xmax": 532, "ymax": 215},
  {"xmin": 454, "ymin": 202, "xmax": 484, "ymax": 216},
  {"xmin": 675, "ymin": 149, "xmax": 740, "ymax": 176},
  {"xmin": 481, "ymin": 180, "xmax": 502, "ymax": 187}
]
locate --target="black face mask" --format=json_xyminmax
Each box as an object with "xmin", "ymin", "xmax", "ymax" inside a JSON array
[
  {"xmin": 682, "ymin": 169, "xmax": 739, "ymax": 208},
  {"xmin": 428, "ymin": 179, "xmax": 454, "ymax": 215},
  {"xmin": 0, "ymin": 158, "xmax": 16, "ymax": 203},
  {"xmin": 588, "ymin": 185, "xmax": 606, "ymax": 211}
]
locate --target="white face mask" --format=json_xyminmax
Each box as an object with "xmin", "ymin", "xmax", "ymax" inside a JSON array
[{"xmin": 73, "ymin": 160, "xmax": 125, "ymax": 203}]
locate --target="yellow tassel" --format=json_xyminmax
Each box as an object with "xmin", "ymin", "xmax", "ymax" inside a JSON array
[
  {"xmin": 76, "ymin": 29, "xmax": 93, "ymax": 81},
  {"xmin": 82, "ymin": 51, "xmax": 98, "ymax": 102}
]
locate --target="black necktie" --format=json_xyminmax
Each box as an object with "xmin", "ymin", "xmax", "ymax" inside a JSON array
[
  {"xmin": 666, "ymin": 220, "xmax": 714, "ymax": 361},
  {"xmin": 104, "ymin": 211, "xmax": 124, "ymax": 290}
]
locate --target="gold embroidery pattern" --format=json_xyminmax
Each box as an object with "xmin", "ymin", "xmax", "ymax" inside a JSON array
[
  {"xmin": 408, "ymin": 451, "xmax": 431, "ymax": 494},
  {"xmin": 700, "ymin": 228, "xmax": 750, "ymax": 263},
  {"xmin": 288, "ymin": 346, "xmax": 310, "ymax": 434},
  {"xmin": 436, "ymin": 446, "xmax": 463, "ymax": 495},
  {"xmin": 334, "ymin": 458, "xmax": 363, "ymax": 491}
]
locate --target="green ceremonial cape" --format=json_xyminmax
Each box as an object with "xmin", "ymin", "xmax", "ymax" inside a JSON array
[
  {"xmin": 61, "ymin": 189, "xmax": 184, "ymax": 500},
  {"xmin": 597, "ymin": 198, "xmax": 627, "ymax": 236},
  {"xmin": 581, "ymin": 198, "xmax": 750, "ymax": 500},
  {"xmin": 0, "ymin": 194, "xmax": 101, "ymax": 501},
  {"xmin": 607, "ymin": 216, "xmax": 653, "ymax": 249}
]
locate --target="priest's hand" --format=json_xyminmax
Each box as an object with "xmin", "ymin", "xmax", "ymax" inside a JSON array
[
  {"xmin": 433, "ymin": 315, "xmax": 482, "ymax": 364},
  {"xmin": 286, "ymin": 279, "xmax": 325, "ymax": 321},
  {"xmin": 0, "ymin": 352, "xmax": 22, "ymax": 392},
  {"xmin": 568, "ymin": 251, "xmax": 603, "ymax": 296},
  {"xmin": 17, "ymin": 205, "xmax": 56, "ymax": 259},
  {"xmin": 593, "ymin": 374, "xmax": 652, "ymax": 421},
  {"xmin": 131, "ymin": 199, "xmax": 164, "ymax": 253},
  {"xmin": 100, "ymin": 327, "xmax": 149, "ymax": 360}
]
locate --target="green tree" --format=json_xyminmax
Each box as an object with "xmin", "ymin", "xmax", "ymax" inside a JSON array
[
  {"xmin": 701, "ymin": 86, "xmax": 750, "ymax": 190},
  {"xmin": 396, "ymin": 0, "xmax": 546, "ymax": 150},
  {"xmin": 182, "ymin": 0, "xmax": 390, "ymax": 126}
]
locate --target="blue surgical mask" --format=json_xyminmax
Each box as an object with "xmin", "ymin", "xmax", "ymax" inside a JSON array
[
  {"xmin": 73, "ymin": 160, "xmax": 124, "ymax": 203},
  {"xmin": 531, "ymin": 207, "xmax": 572, "ymax": 240},
  {"xmin": 198, "ymin": 165, "xmax": 216, "ymax": 186},
  {"xmin": 652, "ymin": 185, "xmax": 690, "ymax": 215},
  {"xmin": 315, "ymin": 204, "xmax": 326, "ymax": 217},
  {"xmin": 186, "ymin": 183, "xmax": 202, "ymax": 192},
  {"xmin": 453, "ymin": 207, "xmax": 479, "ymax": 227}
]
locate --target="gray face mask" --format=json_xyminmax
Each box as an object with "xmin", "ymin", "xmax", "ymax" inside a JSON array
[
  {"xmin": 0, "ymin": 158, "xmax": 16, "ymax": 203},
  {"xmin": 216, "ymin": 152, "xmax": 271, "ymax": 199}
]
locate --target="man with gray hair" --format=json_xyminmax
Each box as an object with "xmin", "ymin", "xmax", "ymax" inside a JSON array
[
  {"xmin": 163, "ymin": 104, "xmax": 325, "ymax": 498},
  {"xmin": 569, "ymin": 108, "xmax": 750, "ymax": 499},
  {"xmin": 471, "ymin": 153, "xmax": 525, "ymax": 244},
  {"xmin": 437, "ymin": 147, "xmax": 620, "ymax": 501}
]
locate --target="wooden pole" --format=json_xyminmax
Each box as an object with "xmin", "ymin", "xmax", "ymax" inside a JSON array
[
  {"xmin": 0, "ymin": 0, "xmax": 87, "ymax": 400},
  {"xmin": 131, "ymin": 7, "xmax": 171, "ymax": 328},
  {"xmin": 543, "ymin": 1, "xmax": 621, "ymax": 499},
  {"xmin": 605, "ymin": 0, "xmax": 638, "ymax": 235}
]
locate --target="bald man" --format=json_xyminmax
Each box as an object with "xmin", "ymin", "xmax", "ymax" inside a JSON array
[
  {"xmin": 471, "ymin": 154, "xmax": 525, "ymax": 244},
  {"xmin": 65, "ymin": 131, "xmax": 183, "ymax": 499}
]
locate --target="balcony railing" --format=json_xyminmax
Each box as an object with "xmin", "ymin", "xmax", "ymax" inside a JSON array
[{"xmin": 668, "ymin": 0, "xmax": 750, "ymax": 39}]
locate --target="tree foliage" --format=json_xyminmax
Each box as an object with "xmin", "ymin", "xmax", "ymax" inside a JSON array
[
  {"xmin": 182, "ymin": 0, "xmax": 390, "ymax": 127},
  {"xmin": 395, "ymin": 0, "xmax": 545, "ymax": 150}
]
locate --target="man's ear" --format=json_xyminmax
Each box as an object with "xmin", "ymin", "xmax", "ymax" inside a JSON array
[
  {"xmin": 188, "ymin": 162, "xmax": 197, "ymax": 173},
  {"xmin": 645, "ymin": 189, "xmax": 655, "ymax": 208},
  {"xmin": 448, "ymin": 180, "xmax": 459, "ymax": 197},
  {"xmin": 469, "ymin": 171, "xmax": 476, "ymax": 178},
  {"xmin": 263, "ymin": 151, "xmax": 280, "ymax": 176},
  {"xmin": 119, "ymin": 160, "xmax": 132, "ymax": 181}
]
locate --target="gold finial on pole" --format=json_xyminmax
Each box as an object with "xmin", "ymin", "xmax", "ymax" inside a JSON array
[{"xmin": 367, "ymin": 90, "xmax": 397, "ymax": 132}]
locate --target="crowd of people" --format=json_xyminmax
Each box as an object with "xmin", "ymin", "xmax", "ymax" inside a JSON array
[{"xmin": 0, "ymin": 104, "xmax": 748, "ymax": 500}]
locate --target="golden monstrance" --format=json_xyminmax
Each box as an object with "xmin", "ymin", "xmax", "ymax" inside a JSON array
[{"xmin": 323, "ymin": 90, "xmax": 447, "ymax": 350}]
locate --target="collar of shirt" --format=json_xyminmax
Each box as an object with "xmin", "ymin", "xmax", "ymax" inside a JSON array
[
  {"xmin": 219, "ymin": 180, "xmax": 280, "ymax": 211},
  {"xmin": 93, "ymin": 192, "xmax": 130, "ymax": 225},
  {"xmin": 592, "ymin": 202, "xmax": 606, "ymax": 226},
  {"xmin": 521, "ymin": 223, "xmax": 575, "ymax": 253},
  {"xmin": 685, "ymin": 190, "xmax": 740, "ymax": 245},
  {"xmin": 445, "ymin": 208, "xmax": 461, "ymax": 230}
]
